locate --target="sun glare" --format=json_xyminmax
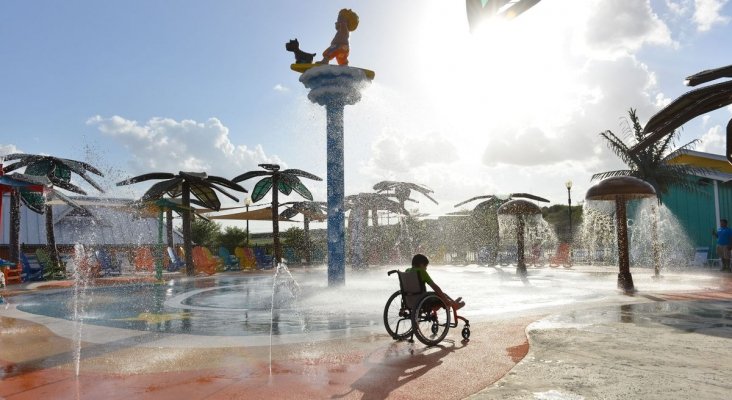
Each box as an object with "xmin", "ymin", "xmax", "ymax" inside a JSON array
[{"xmin": 414, "ymin": 3, "xmax": 577, "ymax": 143}]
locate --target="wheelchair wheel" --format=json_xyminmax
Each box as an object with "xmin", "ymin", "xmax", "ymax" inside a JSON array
[
  {"xmin": 412, "ymin": 294, "xmax": 451, "ymax": 346},
  {"xmin": 383, "ymin": 290, "xmax": 413, "ymax": 340}
]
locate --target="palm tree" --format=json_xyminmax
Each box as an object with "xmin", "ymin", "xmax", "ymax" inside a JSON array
[
  {"xmin": 232, "ymin": 164, "xmax": 322, "ymax": 264},
  {"xmin": 2, "ymin": 154, "xmax": 103, "ymax": 270},
  {"xmin": 373, "ymin": 181, "xmax": 437, "ymax": 256},
  {"xmin": 593, "ymin": 108, "xmax": 707, "ymax": 277},
  {"xmin": 279, "ymin": 201, "xmax": 327, "ymax": 263},
  {"xmin": 455, "ymin": 193, "xmax": 549, "ymax": 264},
  {"xmin": 117, "ymin": 171, "xmax": 247, "ymax": 276}
]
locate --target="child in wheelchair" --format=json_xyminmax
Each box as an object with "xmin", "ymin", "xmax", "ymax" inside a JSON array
[{"xmin": 406, "ymin": 254, "xmax": 465, "ymax": 311}]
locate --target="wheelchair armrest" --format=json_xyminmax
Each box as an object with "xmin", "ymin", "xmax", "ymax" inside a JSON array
[{"xmin": 387, "ymin": 270, "xmax": 398, "ymax": 276}]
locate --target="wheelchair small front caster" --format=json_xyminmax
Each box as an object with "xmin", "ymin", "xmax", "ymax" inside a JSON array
[{"xmin": 461, "ymin": 326, "xmax": 471, "ymax": 341}]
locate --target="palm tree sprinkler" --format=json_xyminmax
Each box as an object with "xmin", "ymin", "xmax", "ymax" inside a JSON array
[
  {"xmin": 117, "ymin": 171, "xmax": 247, "ymax": 276},
  {"xmin": 279, "ymin": 201, "xmax": 327, "ymax": 263},
  {"xmin": 593, "ymin": 108, "xmax": 708, "ymax": 277},
  {"xmin": 346, "ymin": 192, "xmax": 409, "ymax": 268},
  {"xmin": 374, "ymin": 181, "xmax": 438, "ymax": 257},
  {"xmin": 455, "ymin": 193, "xmax": 550, "ymax": 265},
  {"xmin": 232, "ymin": 164, "xmax": 322, "ymax": 265},
  {"xmin": 3, "ymin": 154, "xmax": 103, "ymax": 270}
]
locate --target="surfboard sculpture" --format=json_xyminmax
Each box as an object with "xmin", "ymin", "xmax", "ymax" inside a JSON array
[{"xmin": 290, "ymin": 63, "xmax": 375, "ymax": 80}]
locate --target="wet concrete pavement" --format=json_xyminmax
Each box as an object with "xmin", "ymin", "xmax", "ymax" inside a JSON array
[
  {"xmin": 471, "ymin": 295, "xmax": 732, "ymax": 400},
  {"xmin": 1, "ymin": 266, "xmax": 731, "ymax": 399}
]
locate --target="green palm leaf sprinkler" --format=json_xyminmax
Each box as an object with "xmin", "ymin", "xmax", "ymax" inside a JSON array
[
  {"xmin": 232, "ymin": 164, "xmax": 322, "ymax": 265},
  {"xmin": 2, "ymin": 154, "xmax": 104, "ymax": 274},
  {"xmin": 117, "ymin": 171, "xmax": 247, "ymax": 276}
]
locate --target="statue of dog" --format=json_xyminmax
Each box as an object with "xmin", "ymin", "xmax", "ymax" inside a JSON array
[{"xmin": 285, "ymin": 39, "xmax": 316, "ymax": 64}]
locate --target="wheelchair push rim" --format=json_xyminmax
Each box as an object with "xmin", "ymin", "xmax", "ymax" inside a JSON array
[{"xmin": 383, "ymin": 290, "xmax": 413, "ymax": 340}]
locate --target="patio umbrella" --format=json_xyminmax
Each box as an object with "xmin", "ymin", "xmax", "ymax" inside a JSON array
[{"xmin": 209, "ymin": 207, "xmax": 294, "ymax": 222}]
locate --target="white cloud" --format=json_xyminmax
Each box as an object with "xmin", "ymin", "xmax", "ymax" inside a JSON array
[
  {"xmin": 273, "ymin": 84, "xmax": 289, "ymax": 92},
  {"xmin": 694, "ymin": 0, "xmax": 730, "ymax": 31},
  {"xmin": 583, "ymin": 0, "xmax": 675, "ymax": 57},
  {"xmin": 697, "ymin": 124, "xmax": 725, "ymax": 153},
  {"xmin": 364, "ymin": 131, "xmax": 458, "ymax": 174},
  {"xmin": 480, "ymin": 56, "xmax": 661, "ymax": 168},
  {"xmin": 666, "ymin": 0, "xmax": 692, "ymax": 15},
  {"xmin": 86, "ymin": 115, "xmax": 282, "ymax": 177}
]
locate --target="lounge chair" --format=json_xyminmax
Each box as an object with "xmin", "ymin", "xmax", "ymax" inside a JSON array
[
  {"xmin": 192, "ymin": 246, "xmax": 218, "ymax": 275},
  {"xmin": 114, "ymin": 251, "xmax": 134, "ymax": 274},
  {"xmin": 689, "ymin": 247, "xmax": 712, "ymax": 268},
  {"xmin": 1, "ymin": 258, "xmax": 22, "ymax": 285},
  {"xmin": 549, "ymin": 243, "xmax": 572, "ymax": 268},
  {"xmin": 20, "ymin": 252, "xmax": 44, "ymax": 281},
  {"xmin": 235, "ymin": 247, "xmax": 256, "ymax": 270},
  {"xmin": 133, "ymin": 247, "xmax": 155, "ymax": 272},
  {"xmin": 218, "ymin": 247, "xmax": 240, "ymax": 270},
  {"xmin": 166, "ymin": 247, "xmax": 185, "ymax": 272},
  {"xmin": 253, "ymin": 247, "xmax": 274, "ymax": 269},
  {"xmin": 95, "ymin": 248, "xmax": 122, "ymax": 276}
]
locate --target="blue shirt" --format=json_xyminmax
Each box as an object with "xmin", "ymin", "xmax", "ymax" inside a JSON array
[{"xmin": 717, "ymin": 227, "xmax": 732, "ymax": 246}]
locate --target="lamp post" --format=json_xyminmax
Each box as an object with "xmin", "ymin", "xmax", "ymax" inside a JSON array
[
  {"xmin": 245, "ymin": 196, "xmax": 252, "ymax": 247},
  {"xmin": 565, "ymin": 180, "xmax": 573, "ymax": 242}
]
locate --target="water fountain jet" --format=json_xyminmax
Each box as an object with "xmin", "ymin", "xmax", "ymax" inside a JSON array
[
  {"xmin": 497, "ymin": 199, "xmax": 542, "ymax": 277},
  {"xmin": 585, "ymin": 176, "xmax": 656, "ymax": 293}
]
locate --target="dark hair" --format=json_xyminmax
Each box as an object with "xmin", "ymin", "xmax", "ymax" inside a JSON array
[
  {"xmin": 722, "ymin": 219, "xmax": 728, "ymax": 224},
  {"xmin": 412, "ymin": 254, "xmax": 429, "ymax": 268}
]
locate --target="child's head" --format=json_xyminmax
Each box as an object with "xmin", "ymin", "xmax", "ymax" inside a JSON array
[
  {"xmin": 412, "ymin": 254, "xmax": 429, "ymax": 269},
  {"xmin": 338, "ymin": 9, "xmax": 359, "ymax": 31}
]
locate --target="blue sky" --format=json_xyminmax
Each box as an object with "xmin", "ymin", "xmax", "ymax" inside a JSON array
[{"xmin": 1, "ymin": 0, "xmax": 731, "ymax": 231}]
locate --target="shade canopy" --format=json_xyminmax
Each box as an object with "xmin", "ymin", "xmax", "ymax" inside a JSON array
[
  {"xmin": 585, "ymin": 176, "xmax": 656, "ymax": 201},
  {"xmin": 497, "ymin": 199, "xmax": 542, "ymax": 215},
  {"xmin": 209, "ymin": 207, "xmax": 293, "ymax": 221}
]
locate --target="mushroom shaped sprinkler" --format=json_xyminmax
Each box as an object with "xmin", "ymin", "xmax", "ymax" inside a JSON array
[
  {"xmin": 497, "ymin": 199, "xmax": 542, "ymax": 277},
  {"xmin": 585, "ymin": 176, "xmax": 656, "ymax": 294}
]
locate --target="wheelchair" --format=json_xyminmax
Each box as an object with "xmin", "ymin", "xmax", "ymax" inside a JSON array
[{"xmin": 383, "ymin": 269, "xmax": 470, "ymax": 346}]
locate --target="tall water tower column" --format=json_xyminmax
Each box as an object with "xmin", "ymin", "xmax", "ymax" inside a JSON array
[{"xmin": 299, "ymin": 65, "xmax": 372, "ymax": 286}]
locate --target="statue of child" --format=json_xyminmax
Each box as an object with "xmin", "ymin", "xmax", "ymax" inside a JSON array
[{"xmin": 319, "ymin": 9, "xmax": 359, "ymax": 66}]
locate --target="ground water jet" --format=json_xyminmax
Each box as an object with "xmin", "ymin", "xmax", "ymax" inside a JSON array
[
  {"xmin": 585, "ymin": 176, "xmax": 656, "ymax": 293},
  {"xmin": 269, "ymin": 262, "xmax": 301, "ymax": 376},
  {"xmin": 70, "ymin": 243, "xmax": 93, "ymax": 377},
  {"xmin": 628, "ymin": 199, "xmax": 694, "ymax": 273}
]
